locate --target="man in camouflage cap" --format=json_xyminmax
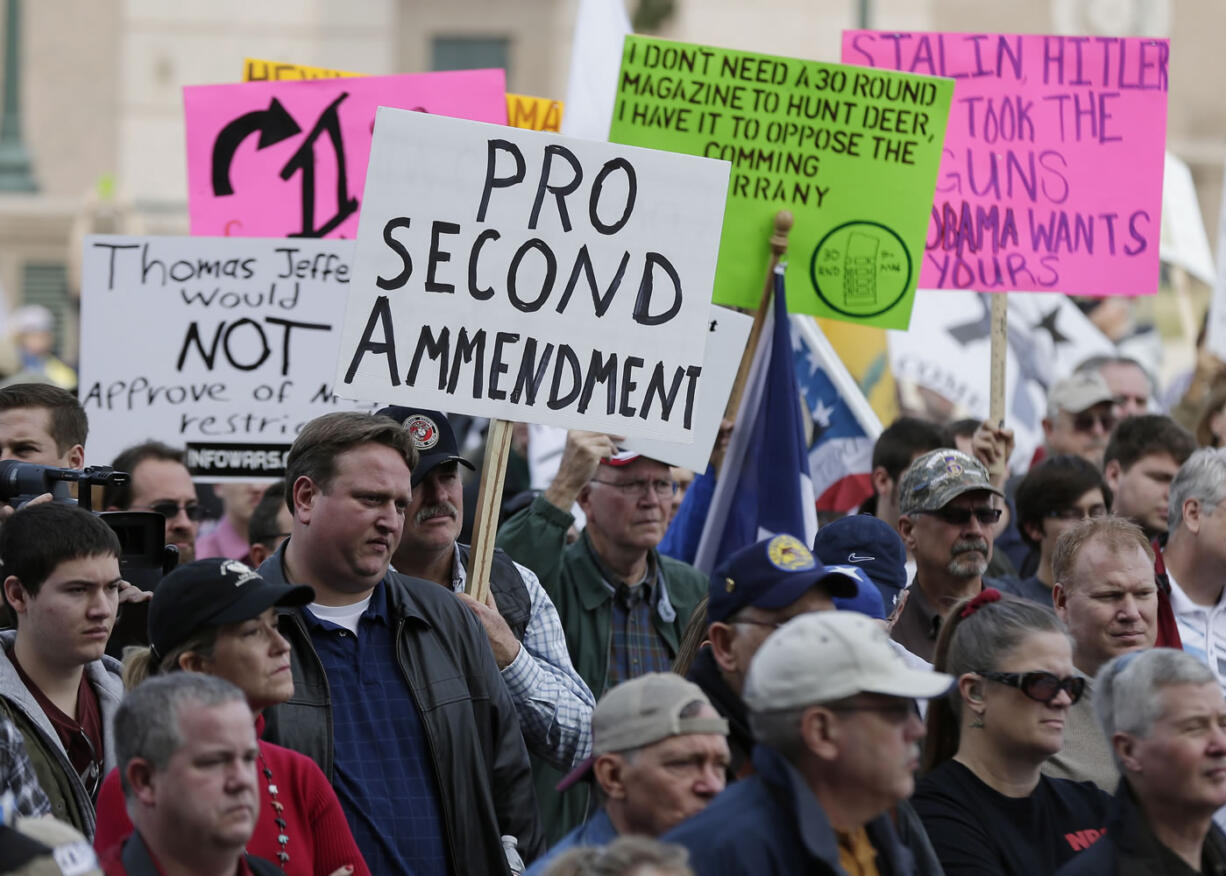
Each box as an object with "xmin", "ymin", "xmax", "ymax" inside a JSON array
[{"xmin": 891, "ymin": 448, "xmax": 1006, "ymax": 662}]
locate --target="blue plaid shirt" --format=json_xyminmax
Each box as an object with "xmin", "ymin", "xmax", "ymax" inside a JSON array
[
  {"xmin": 306, "ymin": 583, "xmax": 450, "ymax": 875},
  {"xmin": 450, "ymin": 545, "xmax": 595, "ymax": 769}
]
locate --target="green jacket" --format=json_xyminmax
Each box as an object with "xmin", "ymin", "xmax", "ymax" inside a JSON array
[
  {"xmin": 0, "ymin": 630, "xmax": 123, "ymax": 839},
  {"xmin": 497, "ymin": 495, "xmax": 707, "ymax": 844}
]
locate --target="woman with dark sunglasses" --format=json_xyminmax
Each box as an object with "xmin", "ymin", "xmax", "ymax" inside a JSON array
[{"xmin": 912, "ymin": 589, "xmax": 1111, "ymax": 875}]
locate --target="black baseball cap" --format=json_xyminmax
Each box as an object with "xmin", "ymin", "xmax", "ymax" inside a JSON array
[
  {"xmin": 375, "ymin": 406, "xmax": 476, "ymax": 488},
  {"xmin": 147, "ymin": 558, "xmax": 314, "ymax": 660}
]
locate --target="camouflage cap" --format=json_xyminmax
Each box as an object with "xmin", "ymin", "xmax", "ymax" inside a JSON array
[{"xmin": 898, "ymin": 448, "xmax": 1004, "ymax": 516}]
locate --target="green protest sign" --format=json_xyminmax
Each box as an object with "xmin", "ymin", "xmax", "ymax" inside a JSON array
[{"xmin": 609, "ymin": 36, "xmax": 953, "ymax": 328}]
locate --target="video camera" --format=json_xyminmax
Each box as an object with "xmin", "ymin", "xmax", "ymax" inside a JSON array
[
  {"xmin": 0, "ymin": 460, "xmax": 179, "ymax": 656},
  {"xmin": 0, "ymin": 459, "xmax": 127, "ymax": 511}
]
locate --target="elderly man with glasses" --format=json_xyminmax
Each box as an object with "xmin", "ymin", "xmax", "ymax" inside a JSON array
[
  {"xmin": 498, "ymin": 430, "xmax": 707, "ymax": 843},
  {"xmin": 892, "ymin": 448, "xmax": 1007, "ymax": 663},
  {"xmin": 104, "ymin": 441, "xmax": 201, "ymax": 565}
]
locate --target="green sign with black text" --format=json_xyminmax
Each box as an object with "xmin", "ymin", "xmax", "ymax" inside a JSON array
[{"xmin": 609, "ymin": 36, "xmax": 953, "ymax": 328}]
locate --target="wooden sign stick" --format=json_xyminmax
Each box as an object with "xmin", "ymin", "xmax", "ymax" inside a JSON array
[
  {"xmin": 988, "ymin": 292, "xmax": 1008, "ymax": 480},
  {"xmin": 466, "ymin": 418, "xmax": 514, "ymax": 603},
  {"xmin": 711, "ymin": 210, "xmax": 794, "ymax": 474}
]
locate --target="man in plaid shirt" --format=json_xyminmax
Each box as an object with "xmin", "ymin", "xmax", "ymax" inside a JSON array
[{"xmin": 384, "ymin": 406, "xmax": 595, "ymax": 772}]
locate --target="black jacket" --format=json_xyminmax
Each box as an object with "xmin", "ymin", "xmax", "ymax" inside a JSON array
[
  {"xmin": 258, "ymin": 545, "xmax": 545, "ymax": 875},
  {"xmin": 1056, "ymin": 779, "xmax": 1226, "ymax": 876}
]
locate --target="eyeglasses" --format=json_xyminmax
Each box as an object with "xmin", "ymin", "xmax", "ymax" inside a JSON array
[
  {"xmin": 826, "ymin": 699, "xmax": 918, "ymax": 725},
  {"xmin": 918, "ymin": 507, "xmax": 1002, "ymax": 526},
  {"xmin": 1045, "ymin": 505, "xmax": 1108, "ymax": 521},
  {"xmin": 142, "ymin": 501, "xmax": 204, "ymax": 521},
  {"xmin": 977, "ymin": 670, "xmax": 1086, "ymax": 705},
  {"xmin": 1072, "ymin": 410, "xmax": 1117, "ymax": 433},
  {"xmin": 729, "ymin": 618, "xmax": 783, "ymax": 630},
  {"xmin": 590, "ymin": 478, "xmax": 678, "ymax": 500}
]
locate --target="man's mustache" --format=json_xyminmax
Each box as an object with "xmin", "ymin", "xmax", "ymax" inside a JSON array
[{"xmin": 415, "ymin": 501, "xmax": 458, "ymax": 525}]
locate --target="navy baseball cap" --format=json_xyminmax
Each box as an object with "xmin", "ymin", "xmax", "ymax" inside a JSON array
[
  {"xmin": 811, "ymin": 514, "xmax": 908, "ymax": 595},
  {"xmin": 823, "ymin": 565, "xmax": 887, "ymax": 620},
  {"xmin": 376, "ymin": 406, "xmax": 476, "ymax": 488},
  {"xmin": 708, "ymin": 534, "xmax": 858, "ymax": 624}
]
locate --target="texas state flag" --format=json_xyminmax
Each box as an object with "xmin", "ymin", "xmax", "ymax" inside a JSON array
[{"xmin": 791, "ymin": 316, "xmax": 882, "ymax": 512}]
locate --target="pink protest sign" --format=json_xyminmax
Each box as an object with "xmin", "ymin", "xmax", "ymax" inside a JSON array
[
  {"xmin": 842, "ymin": 32, "xmax": 1168, "ymax": 296},
  {"xmin": 185, "ymin": 70, "xmax": 507, "ymax": 239}
]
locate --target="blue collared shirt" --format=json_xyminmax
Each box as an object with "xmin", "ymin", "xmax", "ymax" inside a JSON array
[
  {"xmin": 305, "ymin": 582, "xmax": 450, "ymax": 875},
  {"xmin": 524, "ymin": 808, "xmax": 618, "ymax": 876}
]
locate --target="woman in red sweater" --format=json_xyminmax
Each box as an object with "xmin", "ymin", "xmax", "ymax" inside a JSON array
[{"xmin": 93, "ymin": 558, "xmax": 369, "ymax": 876}]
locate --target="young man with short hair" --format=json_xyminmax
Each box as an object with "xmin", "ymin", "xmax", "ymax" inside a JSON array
[
  {"xmin": 1103, "ymin": 414, "xmax": 1195, "ymax": 541},
  {"xmin": 0, "ymin": 382, "xmax": 87, "ymax": 469},
  {"xmin": 1011, "ymin": 455, "xmax": 1110, "ymax": 603},
  {"xmin": 0, "ymin": 502, "xmax": 124, "ymax": 839}
]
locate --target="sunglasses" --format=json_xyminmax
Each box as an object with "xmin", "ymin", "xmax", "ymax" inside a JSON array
[
  {"xmin": 918, "ymin": 507, "xmax": 1002, "ymax": 526},
  {"xmin": 1072, "ymin": 410, "xmax": 1117, "ymax": 433},
  {"xmin": 143, "ymin": 501, "xmax": 204, "ymax": 522},
  {"xmin": 978, "ymin": 670, "xmax": 1086, "ymax": 705}
]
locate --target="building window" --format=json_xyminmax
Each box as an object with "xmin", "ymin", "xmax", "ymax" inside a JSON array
[{"xmin": 431, "ymin": 36, "xmax": 510, "ymax": 83}]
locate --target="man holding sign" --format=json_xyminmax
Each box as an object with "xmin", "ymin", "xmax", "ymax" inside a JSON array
[
  {"xmin": 498, "ymin": 430, "xmax": 706, "ymax": 840},
  {"xmin": 383, "ymin": 405, "xmax": 596, "ymax": 773}
]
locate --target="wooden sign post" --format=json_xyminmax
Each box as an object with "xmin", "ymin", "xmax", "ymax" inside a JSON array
[{"xmin": 466, "ymin": 419, "xmax": 513, "ymax": 602}]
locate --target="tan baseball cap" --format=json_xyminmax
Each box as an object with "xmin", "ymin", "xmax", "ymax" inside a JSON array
[
  {"xmin": 1047, "ymin": 371, "xmax": 1115, "ymax": 418},
  {"xmin": 556, "ymin": 673, "xmax": 728, "ymax": 790}
]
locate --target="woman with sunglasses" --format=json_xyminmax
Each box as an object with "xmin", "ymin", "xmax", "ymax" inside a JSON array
[
  {"xmin": 91, "ymin": 558, "xmax": 368, "ymax": 876},
  {"xmin": 913, "ymin": 589, "xmax": 1111, "ymax": 875}
]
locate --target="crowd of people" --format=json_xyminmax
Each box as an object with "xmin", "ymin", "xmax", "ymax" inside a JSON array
[{"xmin": 1, "ymin": 354, "xmax": 1226, "ymax": 875}]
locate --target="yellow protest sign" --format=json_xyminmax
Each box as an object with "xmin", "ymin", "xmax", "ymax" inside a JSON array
[{"xmin": 242, "ymin": 58, "xmax": 563, "ymax": 131}]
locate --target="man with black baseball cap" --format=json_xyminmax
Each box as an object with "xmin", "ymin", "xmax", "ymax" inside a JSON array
[
  {"xmin": 687, "ymin": 534, "xmax": 857, "ymax": 781},
  {"xmin": 525, "ymin": 673, "xmax": 729, "ymax": 876},
  {"xmin": 379, "ymin": 406, "xmax": 595, "ymax": 776}
]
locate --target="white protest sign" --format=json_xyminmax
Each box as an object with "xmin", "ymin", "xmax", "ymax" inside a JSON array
[
  {"xmin": 80, "ymin": 235, "xmax": 366, "ymax": 479},
  {"xmin": 622, "ymin": 306, "xmax": 752, "ymax": 470},
  {"xmin": 334, "ymin": 108, "xmax": 731, "ymax": 442},
  {"xmin": 1161, "ymin": 151, "xmax": 1215, "ymax": 285}
]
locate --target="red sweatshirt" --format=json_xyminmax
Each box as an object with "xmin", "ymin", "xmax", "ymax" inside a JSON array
[{"xmin": 93, "ymin": 736, "xmax": 369, "ymax": 876}]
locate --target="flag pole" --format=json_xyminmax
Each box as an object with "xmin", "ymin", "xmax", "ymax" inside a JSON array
[{"xmin": 712, "ymin": 209, "xmax": 794, "ymax": 474}]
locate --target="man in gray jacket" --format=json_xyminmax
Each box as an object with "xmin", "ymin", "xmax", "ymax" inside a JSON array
[{"xmin": 0, "ymin": 502, "xmax": 125, "ymax": 839}]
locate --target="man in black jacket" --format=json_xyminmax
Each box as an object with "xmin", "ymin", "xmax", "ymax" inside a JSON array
[
  {"xmin": 258, "ymin": 411, "xmax": 543, "ymax": 875},
  {"xmin": 1057, "ymin": 648, "xmax": 1226, "ymax": 875}
]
